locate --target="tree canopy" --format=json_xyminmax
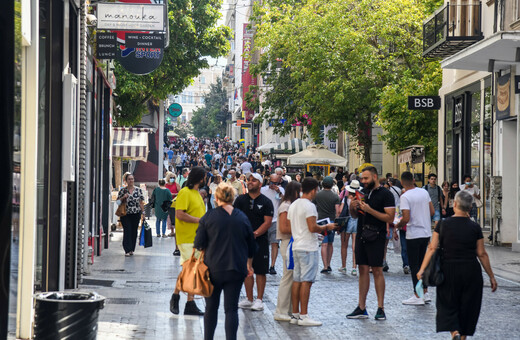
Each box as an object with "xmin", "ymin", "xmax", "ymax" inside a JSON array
[
  {"xmin": 190, "ymin": 77, "xmax": 229, "ymax": 138},
  {"xmin": 250, "ymin": 0, "xmax": 442, "ymax": 164},
  {"xmin": 113, "ymin": 0, "xmax": 232, "ymax": 126}
]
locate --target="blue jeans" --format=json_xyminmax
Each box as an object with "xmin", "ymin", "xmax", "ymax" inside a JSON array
[
  {"xmin": 470, "ymin": 203, "xmax": 478, "ymax": 224},
  {"xmin": 156, "ymin": 218, "xmax": 167, "ymax": 236},
  {"xmin": 399, "ymin": 229, "xmax": 409, "ymax": 267}
]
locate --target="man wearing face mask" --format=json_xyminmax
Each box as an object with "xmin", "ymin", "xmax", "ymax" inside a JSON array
[
  {"xmin": 177, "ymin": 168, "xmax": 189, "ymax": 188},
  {"xmin": 460, "ymin": 175, "xmax": 481, "ymax": 223},
  {"xmin": 170, "ymin": 167, "xmax": 207, "ymax": 316},
  {"xmin": 347, "ymin": 166, "xmax": 395, "ymax": 321},
  {"xmin": 227, "ymin": 169, "xmax": 243, "ymax": 197}
]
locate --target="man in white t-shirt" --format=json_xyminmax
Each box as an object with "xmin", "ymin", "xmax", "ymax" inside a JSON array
[
  {"xmin": 287, "ymin": 177, "xmax": 337, "ymax": 326},
  {"xmin": 261, "ymin": 174, "xmax": 285, "ymax": 275},
  {"xmin": 240, "ymin": 159, "xmax": 253, "ymax": 174},
  {"xmin": 460, "ymin": 174, "xmax": 481, "ymax": 223},
  {"xmin": 396, "ymin": 171, "xmax": 434, "ymax": 306}
]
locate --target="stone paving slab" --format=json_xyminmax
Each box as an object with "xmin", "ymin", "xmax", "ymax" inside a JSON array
[{"xmin": 81, "ymin": 220, "xmax": 520, "ymax": 340}]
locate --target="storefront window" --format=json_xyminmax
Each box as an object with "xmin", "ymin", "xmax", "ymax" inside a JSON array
[
  {"xmin": 483, "ymin": 86, "xmax": 492, "ymax": 227},
  {"xmin": 470, "ymin": 91, "xmax": 480, "ymax": 185},
  {"xmin": 445, "ymin": 97, "xmax": 453, "ymax": 183}
]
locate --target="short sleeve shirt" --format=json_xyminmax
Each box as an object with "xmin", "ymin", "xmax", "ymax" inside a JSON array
[
  {"xmin": 234, "ymin": 193, "xmax": 274, "ymax": 239},
  {"xmin": 175, "ymin": 187, "xmax": 206, "ymax": 244},
  {"xmin": 117, "ymin": 187, "xmax": 145, "ymax": 214},
  {"xmin": 276, "ymin": 200, "xmax": 291, "ymax": 240},
  {"xmin": 288, "ymin": 198, "xmax": 319, "ymax": 251},
  {"xmin": 314, "ymin": 189, "xmax": 340, "ymax": 221},
  {"xmin": 358, "ymin": 186, "xmax": 395, "ymax": 232},
  {"xmin": 435, "ymin": 217, "xmax": 483, "ymax": 261}
]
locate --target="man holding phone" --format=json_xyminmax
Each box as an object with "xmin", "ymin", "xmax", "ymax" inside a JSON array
[
  {"xmin": 347, "ymin": 166, "xmax": 395, "ymax": 321},
  {"xmin": 261, "ymin": 174, "xmax": 285, "ymax": 275}
]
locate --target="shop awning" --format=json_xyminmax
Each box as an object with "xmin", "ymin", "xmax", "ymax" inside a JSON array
[
  {"xmin": 273, "ymin": 138, "xmax": 309, "ymax": 153},
  {"xmin": 112, "ymin": 127, "xmax": 153, "ymax": 161},
  {"xmin": 441, "ymin": 31, "xmax": 520, "ymax": 71}
]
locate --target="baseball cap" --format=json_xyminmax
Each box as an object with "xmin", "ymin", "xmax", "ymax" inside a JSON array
[
  {"xmin": 322, "ymin": 176, "xmax": 334, "ymax": 187},
  {"xmin": 247, "ymin": 172, "xmax": 263, "ymax": 182}
]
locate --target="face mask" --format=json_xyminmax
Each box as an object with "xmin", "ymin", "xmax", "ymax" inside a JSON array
[
  {"xmin": 170, "ymin": 178, "xmax": 175, "ymax": 183},
  {"xmin": 299, "ymin": 192, "xmax": 303, "ymax": 197},
  {"xmin": 227, "ymin": 174, "xmax": 232, "ymax": 179},
  {"xmin": 465, "ymin": 182, "xmax": 471, "ymax": 186}
]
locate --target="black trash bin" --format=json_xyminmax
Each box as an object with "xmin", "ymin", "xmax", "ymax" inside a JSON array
[{"xmin": 34, "ymin": 292, "xmax": 105, "ymax": 340}]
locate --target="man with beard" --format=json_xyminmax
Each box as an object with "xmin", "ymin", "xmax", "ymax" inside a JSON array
[
  {"xmin": 234, "ymin": 173, "xmax": 274, "ymax": 311},
  {"xmin": 170, "ymin": 166, "xmax": 207, "ymax": 316},
  {"xmin": 347, "ymin": 166, "xmax": 395, "ymax": 321}
]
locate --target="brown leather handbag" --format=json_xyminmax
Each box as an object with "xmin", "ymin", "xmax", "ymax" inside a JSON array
[
  {"xmin": 175, "ymin": 249, "xmax": 214, "ymax": 297},
  {"xmin": 115, "ymin": 202, "xmax": 127, "ymax": 217}
]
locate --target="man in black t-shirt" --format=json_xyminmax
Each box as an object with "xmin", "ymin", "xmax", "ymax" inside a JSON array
[
  {"xmin": 234, "ymin": 173, "xmax": 274, "ymax": 312},
  {"xmin": 347, "ymin": 166, "xmax": 395, "ymax": 321}
]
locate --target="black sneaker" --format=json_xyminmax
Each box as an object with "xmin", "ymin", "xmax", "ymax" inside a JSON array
[
  {"xmin": 346, "ymin": 306, "xmax": 368, "ymax": 319},
  {"xmin": 170, "ymin": 293, "xmax": 180, "ymax": 315},
  {"xmin": 375, "ymin": 307, "xmax": 386, "ymax": 320},
  {"xmin": 382, "ymin": 261, "xmax": 389, "ymax": 272},
  {"xmin": 320, "ymin": 268, "xmax": 329, "ymax": 274},
  {"xmin": 184, "ymin": 300, "xmax": 204, "ymax": 316},
  {"xmin": 173, "ymin": 249, "xmax": 180, "ymax": 256},
  {"xmin": 327, "ymin": 266, "xmax": 332, "ymax": 272},
  {"xmin": 269, "ymin": 266, "xmax": 277, "ymax": 275}
]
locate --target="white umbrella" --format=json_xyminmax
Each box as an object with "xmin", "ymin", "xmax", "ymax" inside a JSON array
[
  {"xmin": 287, "ymin": 144, "xmax": 347, "ymax": 167},
  {"xmin": 257, "ymin": 142, "xmax": 280, "ymax": 153}
]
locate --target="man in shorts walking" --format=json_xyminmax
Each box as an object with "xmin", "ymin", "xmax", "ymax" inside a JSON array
[
  {"xmin": 347, "ymin": 166, "xmax": 395, "ymax": 321},
  {"xmin": 234, "ymin": 173, "xmax": 274, "ymax": 311},
  {"xmin": 288, "ymin": 178, "xmax": 337, "ymax": 326},
  {"xmin": 261, "ymin": 174, "xmax": 285, "ymax": 275}
]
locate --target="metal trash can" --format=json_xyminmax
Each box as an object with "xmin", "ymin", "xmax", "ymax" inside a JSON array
[{"xmin": 34, "ymin": 292, "xmax": 105, "ymax": 340}]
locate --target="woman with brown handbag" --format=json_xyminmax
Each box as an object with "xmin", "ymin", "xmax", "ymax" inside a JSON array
[
  {"xmin": 117, "ymin": 173, "xmax": 145, "ymax": 256},
  {"xmin": 194, "ymin": 182, "xmax": 256, "ymax": 340}
]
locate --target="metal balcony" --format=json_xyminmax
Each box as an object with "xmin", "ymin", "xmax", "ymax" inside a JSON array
[{"xmin": 423, "ymin": 1, "xmax": 483, "ymax": 59}]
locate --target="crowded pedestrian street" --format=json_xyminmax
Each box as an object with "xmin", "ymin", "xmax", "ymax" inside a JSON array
[{"xmin": 80, "ymin": 217, "xmax": 520, "ymax": 340}]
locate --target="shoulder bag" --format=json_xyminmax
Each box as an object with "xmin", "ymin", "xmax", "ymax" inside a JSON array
[
  {"xmin": 115, "ymin": 190, "xmax": 127, "ymax": 217},
  {"xmin": 176, "ymin": 249, "xmax": 214, "ymax": 297},
  {"xmin": 423, "ymin": 221, "xmax": 444, "ymax": 286}
]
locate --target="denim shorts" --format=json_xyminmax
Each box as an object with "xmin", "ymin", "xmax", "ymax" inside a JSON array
[
  {"xmin": 322, "ymin": 231, "xmax": 335, "ymax": 243},
  {"xmin": 293, "ymin": 250, "xmax": 319, "ymax": 283},
  {"xmin": 432, "ymin": 208, "xmax": 441, "ymax": 222},
  {"xmin": 268, "ymin": 222, "xmax": 280, "ymax": 244},
  {"xmin": 345, "ymin": 217, "xmax": 358, "ymax": 234}
]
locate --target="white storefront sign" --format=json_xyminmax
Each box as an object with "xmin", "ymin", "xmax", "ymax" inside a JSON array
[{"xmin": 97, "ymin": 3, "xmax": 165, "ymax": 31}]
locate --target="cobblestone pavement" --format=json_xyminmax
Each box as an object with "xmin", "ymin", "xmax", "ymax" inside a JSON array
[{"xmin": 82, "ymin": 219, "xmax": 520, "ymax": 340}]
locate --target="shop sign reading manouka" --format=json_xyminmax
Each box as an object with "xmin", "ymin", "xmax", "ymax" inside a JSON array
[{"xmin": 97, "ymin": 3, "xmax": 165, "ymax": 31}]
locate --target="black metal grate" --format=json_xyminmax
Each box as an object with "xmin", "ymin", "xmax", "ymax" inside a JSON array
[
  {"xmin": 81, "ymin": 278, "xmax": 114, "ymax": 287},
  {"xmin": 106, "ymin": 298, "xmax": 140, "ymax": 305}
]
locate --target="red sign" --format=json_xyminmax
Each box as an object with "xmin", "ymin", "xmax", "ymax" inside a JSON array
[{"xmin": 242, "ymin": 24, "xmax": 257, "ymax": 122}]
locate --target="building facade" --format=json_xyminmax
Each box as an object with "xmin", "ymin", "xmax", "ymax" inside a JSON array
[{"xmin": 428, "ymin": 0, "xmax": 520, "ymax": 249}]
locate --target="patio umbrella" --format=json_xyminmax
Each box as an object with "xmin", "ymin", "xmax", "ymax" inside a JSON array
[{"xmin": 287, "ymin": 144, "xmax": 347, "ymax": 167}]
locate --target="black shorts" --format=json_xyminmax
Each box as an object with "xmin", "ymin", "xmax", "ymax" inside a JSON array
[
  {"xmin": 355, "ymin": 233, "xmax": 386, "ymax": 267},
  {"xmin": 252, "ymin": 236, "xmax": 269, "ymax": 275}
]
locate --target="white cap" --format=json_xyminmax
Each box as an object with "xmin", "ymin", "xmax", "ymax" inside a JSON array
[{"xmin": 247, "ymin": 172, "xmax": 263, "ymax": 183}]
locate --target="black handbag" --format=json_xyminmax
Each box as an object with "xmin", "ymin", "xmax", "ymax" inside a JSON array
[
  {"xmin": 423, "ymin": 221, "xmax": 444, "ymax": 286},
  {"xmin": 360, "ymin": 225, "xmax": 380, "ymax": 242},
  {"xmin": 139, "ymin": 220, "xmax": 153, "ymax": 248},
  {"xmin": 161, "ymin": 200, "xmax": 172, "ymax": 212}
]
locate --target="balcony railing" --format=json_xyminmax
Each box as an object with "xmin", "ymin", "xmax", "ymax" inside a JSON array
[{"xmin": 423, "ymin": 1, "xmax": 483, "ymax": 59}]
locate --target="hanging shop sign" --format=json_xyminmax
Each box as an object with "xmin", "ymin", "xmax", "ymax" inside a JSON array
[
  {"xmin": 97, "ymin": 3, "xmax": 166, "ymax": 31},
  {"xmin": 116, "ymin": 45, "xmax": 164, "ymax": 75},
  {"xmin": 125, "ymin": 33, "xmax": 164, "ymax": 48},
  {"xmin": 96, "ymin": 33, "xmax": 117, "ymax": 59},
  {"xmin": 168, "ymin": 103, "xmax": 183, "ymax": 118},
  {"xmin": 496, "ymin": 74, "xmax": 511, "ymax": 120},
  {"xmin": 407, "ymin": 96, "xmax": 441, "ymax": 110}
]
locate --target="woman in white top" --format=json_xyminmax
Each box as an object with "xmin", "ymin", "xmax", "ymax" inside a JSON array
[{"xmin": 273, "ymin": 181, "xmax": 301, "ymax": 322}]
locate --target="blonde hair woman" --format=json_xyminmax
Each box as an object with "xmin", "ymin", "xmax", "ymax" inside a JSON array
[{"xmin": 194, "ymin": 182, "xmax": 256, "ymax": 340}]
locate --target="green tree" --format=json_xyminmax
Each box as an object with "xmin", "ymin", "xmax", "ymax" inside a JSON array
[
  {"xmin": 250, "ymin": 0, "xmax": 442, "ymax": 163},
  {"xmin": 113, "ymin": 0, "xmax": 232, "ymax": 126},
  {"xmin": 190, "ymin": 77, "xmax": 229, "ymax": 138}
]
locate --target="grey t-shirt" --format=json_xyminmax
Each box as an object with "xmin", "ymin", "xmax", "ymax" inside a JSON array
[
  {"xmin": 426, "ymin": 185, "xmax": 440, "ymax": 210},
  {"xmin": 314, "ymin": 189, "xmax": 340, "ymax": 221}
]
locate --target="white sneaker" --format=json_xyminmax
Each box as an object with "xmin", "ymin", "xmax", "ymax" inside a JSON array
[
  {"xmin": 273, "ymin": 313, "xmax": 292, "ymax": 322},
  {"xmin": 402, "ymin": 295, "xmax": 425, "ymax": 305},
  {"xmin": 290, "ymin": 314, "xmax": 300, "ymax": 324},
  {"xmin": 424, "ymin": 292, "xmax": 432, "ymax": 303},
  {"xmin": 250, "ymin": 299, "xmax": 264, "ymax": 311},
  {"xmin": 238, "ymin": 299, "xmax": 253, "ymax": 309},
  {"xmin": 298, "ymin": 314, "xmax": 322, "ymax": 326}
]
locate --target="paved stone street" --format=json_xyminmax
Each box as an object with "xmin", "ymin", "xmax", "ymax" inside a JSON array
[{"xmin": 81, "ymin": 218, "xmax": 520, "ymax": 340}]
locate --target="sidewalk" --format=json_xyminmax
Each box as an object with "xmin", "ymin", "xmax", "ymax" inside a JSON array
[
  {"xmin": 80, "ymin": 217, "xmax": 520, "ymax": 339},
  {"xmin": 485, "ymin": 243, "xmax": 520, "ymax": 284}
]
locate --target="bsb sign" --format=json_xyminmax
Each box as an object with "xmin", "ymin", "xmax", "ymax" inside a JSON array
[{"xmin": 408, "ymin": 96, "xmax": 441, "ymax": 110}]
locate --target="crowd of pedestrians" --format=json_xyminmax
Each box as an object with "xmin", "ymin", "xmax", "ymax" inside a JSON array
[{"xmin": 114, "ymin": 136, "xmax": 497, "ymax": 340}]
